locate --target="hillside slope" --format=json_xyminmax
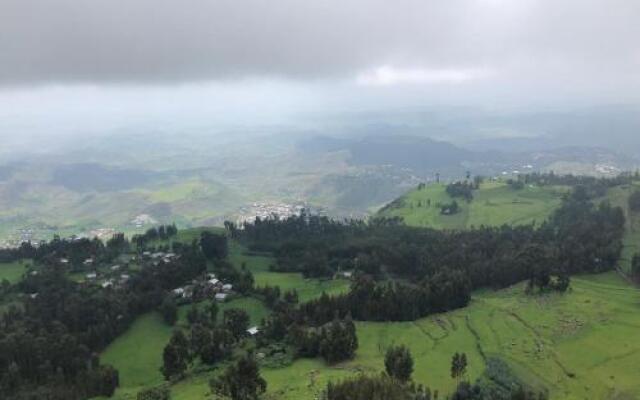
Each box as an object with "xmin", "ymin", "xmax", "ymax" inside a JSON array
[{"xmin": 377, "ymin": 181, "xmax": 567, "ymax": 229}]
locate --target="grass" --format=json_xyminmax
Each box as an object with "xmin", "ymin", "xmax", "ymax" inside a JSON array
[
  {"xmin": 251, "ymin": 272, "xmax": 640, "ymax": 400},
  {"xmin": 164, "ymin": 271, "xmax": 640, "ymax": 400},
  {"xmin": 100, "ymin": 312, "xmax": 174, "ymax": 398},
  {"xmin": 378, "ymin": 181, "xmax": 566, "ymax": 229},
  {"xmin": 0, "ymin": 260, "xmax": 29, "ymax": 283},
  {"xmin": 228, "ymin": 241, "xmax": 350, "ymax": 302}
]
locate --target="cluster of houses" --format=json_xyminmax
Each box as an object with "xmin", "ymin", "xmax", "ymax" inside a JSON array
[
  {"xmin": 172, "ymin": 273, "xmax": 234, "ymax": 303},
  {"xmin": 141, "ymin": 251, "xmax": 179, "ymax": 266}
]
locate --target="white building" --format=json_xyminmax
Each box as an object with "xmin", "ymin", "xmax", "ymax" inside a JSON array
[
  {"xmin": 215, "ymin": 293, "xmax": 228, "ymax": 302},
  {"xmin": 247, "ymin": 326, "xmax": 260, "ymax": 336}
]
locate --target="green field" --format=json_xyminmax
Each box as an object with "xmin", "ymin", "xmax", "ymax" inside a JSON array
[
  {"xmin": 228, "ymin": 241, "xmax": 350, "ymax": 302},
  {"xmin": 163, "ymin": 272, "xmax": 640, "ymax": 400},
  {"xmin": 0, "ymin": 260, "xmax": 29, "ymax": 283},
  {"xmin": 261, "ymin": 273, "xmax": 640, "ymax": 400},
  {"xmin": 100, "ymin": 312, "xmax": 174, "ymax": 398},
  {"xmin": 378, "ymin": 182, "xmax": 566, "ymax": 229},
  {"xmin": 100, "ymin": 185, "xmax": 640, "ymax": 400}
]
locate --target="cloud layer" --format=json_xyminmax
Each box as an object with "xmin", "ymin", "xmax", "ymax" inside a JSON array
[{"xmin": 1, "ymin": 0, "xmax": 638, "ymax": 90}]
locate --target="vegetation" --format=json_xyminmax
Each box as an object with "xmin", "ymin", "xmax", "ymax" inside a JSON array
[
  {"xmin": 385, "ymin": 345, "xmax": 414, "ymax": 382},
  {"xmin": 210, "ymin": 353, "xmax": 267, "ymax": 400},
  {"xmin": 1, "ymin": 173, "xmax": 640, "ymax": 400}
]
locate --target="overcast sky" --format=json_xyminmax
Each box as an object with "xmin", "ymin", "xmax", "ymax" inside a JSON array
[{"xmin": 1, "ymin": 0, "xmax": 639, "ymax": 139}]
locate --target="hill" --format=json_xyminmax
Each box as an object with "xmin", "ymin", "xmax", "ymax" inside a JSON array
[{"xmin": 377, "ymin": 181, "xmax": 568, "ymax": 229}]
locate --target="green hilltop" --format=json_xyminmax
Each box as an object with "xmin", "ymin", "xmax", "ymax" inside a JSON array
[{"xmin": 377, "ymin": 180, "xmax": 569, "ymax": 229}]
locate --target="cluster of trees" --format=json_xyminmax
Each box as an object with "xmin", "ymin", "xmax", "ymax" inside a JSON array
[
  {"xmin": 506, "ymin": 179, "xmax": 525, "ymax": 190},
  {"xmin": 200, "ymin": 231, "xmax": 229, "ymax": 260},
  {"xmin": 210, "ymin": 353, "xmax": 267, "ymax": 400},
  {"xmin": 325, "ymin": 345, "xmax": 430, "ymax": 400},
  {"xmin": 0, "ymin": 267, "xmax": 124, "ymax": 399},
  {"xmin": 324, "ymin": 374, "xmax": 433, "ymax": 400},
  {"xmin": 451, "ymin": 358, "xmax": 548, "ymax": 400},
  {"xmin": 234, "ymin": 181, "xmax": 624, "ymax": 323},
  {"xmin": 299, "ymin": 272, "xmax": 470, "ymax": 323},
  {"xmin": 520, "ymin": 172, "xmax": 633, "ymax": 198},
  {"xmin": 254, "ymin": 284, "xmax": 299, "ymax": 308},
  {"xmin": 446, "ymin": 182, "xmax": 475, "ymax": 201},
  {"xmin": 132, "ymin": 224, "xmax": 178, "ymax": 247},
  {"xmin": 629, "ymin": 190, "xmax": 640, "ymax": 212},
  {"xmin": 0, "ymin": 226, "xmax": 216, "ymax": 398},
  {"xmin": 289, "ymin": 316, "xmax": 359, "ymax": 364},
  {"xmin": 440, "ymin": 200, "xmax": 460, "ymax": 215},
  {"xmin": 160, "ymin": 304, "xmax": 250, "ymax": 381}
]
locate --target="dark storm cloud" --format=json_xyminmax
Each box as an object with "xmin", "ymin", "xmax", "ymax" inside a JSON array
[{"xmin": 0, "ymin": 0, "xmax": 638, "ymax": 86}]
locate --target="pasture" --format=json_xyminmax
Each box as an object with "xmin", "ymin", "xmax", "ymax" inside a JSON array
[
  {"xmin": 253, "ymin": 272, "xmax": 640, "ymax": 400},
  {"xmin": 161, "ymin": 272, "xmax": 640, "ymax": 400},
  {"xmin": 0, "ymin": 260, "xmax": 28, "ymax": 283},
  {"xmin": 378, "ymin": 182, "xmax": 566, "ymax": 229}
]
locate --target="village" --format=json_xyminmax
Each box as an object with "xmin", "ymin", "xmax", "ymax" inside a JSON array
[{"xmin": 66, "ymin": 250, "xmax": 237, "ymax": 304}]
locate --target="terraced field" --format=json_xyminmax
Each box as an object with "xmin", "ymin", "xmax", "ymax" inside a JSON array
[
  {"xmin": 377, "ymin": 181, "xmax": 567, "ymax": 229},
  {"xmin": 257, "ymin": 272, "xmax": 640, "ymax": 400},
  {"xmin": 157, "ymin": 272, "xmax": 640, "ymax": 400}
]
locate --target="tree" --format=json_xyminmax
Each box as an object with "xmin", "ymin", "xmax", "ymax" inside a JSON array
[
  {"xmin": 161, "ymin": 331, "xmax": 190, "ymax": 380},
  {"xmin": 160, "ymin": 296, "xmax": 178, "ymax": 326},
  {"xmin": 200, "ymin": 327, "xmax": 234, "ymax": 365},
  {"xmin": 210, "ymin": 353, "xmax": 266, "ymax": 400},
  {"xmin": 629, "ymin": 190, "xmax": 640, "ymax": 212},
  {"xmin": 206, "ymin": 300, "xmax": 219, "ymax": 324},
  {"xmin": 451, "ymin": 352, "xmax": 468, "ymax": 383},
  {"xmin": 223, "ymin": 308, "xmax": 250, "ymax": 340},
  {"xmin": 200, "ymin": 231, "xmax": 228, "ymax": 260},
  {"xmin": 384, "ymin": 345, "xmax": 414, "ymax": 382},
  {"xmin": 318, "ymin": 317, "xmax": 358, "ymax": 364},
  {"xmin": 632, "ymin": 253, "xmax": 640, "ymax": 278}
]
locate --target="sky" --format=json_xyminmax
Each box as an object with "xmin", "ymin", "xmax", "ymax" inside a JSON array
[{"xmin": 0, "ymin": 0, "xmax": 639, "ymax": 141}]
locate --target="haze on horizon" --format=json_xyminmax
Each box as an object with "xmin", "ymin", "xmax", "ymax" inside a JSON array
[{"xmin": 0, "ymin": 0, "xmax": 639, "ymax": 147}]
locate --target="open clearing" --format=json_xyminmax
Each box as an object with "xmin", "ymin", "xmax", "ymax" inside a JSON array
[
  {"xmin": 378, "ymin": 182, "xmax": 566, "ymax": 229},
  {"xmin": 0, "ymin": 260, "xmax": 28, "ymax": 283}
]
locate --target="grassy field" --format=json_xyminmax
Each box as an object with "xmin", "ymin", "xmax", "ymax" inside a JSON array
[
  {"xmin": 163, "ymin": 272, "xmax": 640, "ymax": 400},
  {"xmin": 257, "ymin": 272, "xmax": 640, "ymax": 400},
  {"xmin": 378, "ymin": 181, "xmax": 566, "ymax": 229},
  {"xmin": 100, "ymin": 312, "xmax": 174, "ymax": 398},
  {"xmin": 228, "ymin": 241, "xmax": 350, "ymax": 302},
  {"xmin": 0, "ymin": 260, "xmax": 29, "ymax": 283},
  {"xmin": 100, "ymin": 187, "xmax": 640, "ymax": 400}
]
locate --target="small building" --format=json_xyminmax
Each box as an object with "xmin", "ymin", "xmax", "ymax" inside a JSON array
[
  {"xmin": 86, "ymin": 272, "xmax": 97, "ymax": 280},
  {"xmin": 208, "ymin": 278, "xmax": 220, "ymax": 286},
  {"xmin": 247, "ymin": 326, "xmax": 260, "ymax": 336},
  {"xmin": 111, "ymin": 265, "xmax": 121, "ymax": 271},
  {"xmin": 215, "ymin": 293, "xmax": 228, "ymax": 302},
  {"xmin": 173, "ymin": 287, "xmax": 185, "ymax": 296},
  {"xmin": 83, "ymin": 258, "xmax": 94, "ymax": 266},
  {"xmin": 59, "ymin": 258, "xmax": 69, "ymax": 264},
  {"xmin": 102, "ymin": 280, "xmax": 114, "ymax": 289},
  {"xmin": 29, "ymin": 293, "xmax": 39, "ymax": 299},
  {"xmin": 222, "ymin": 283, "xmax": 233, "ymax": 292}
]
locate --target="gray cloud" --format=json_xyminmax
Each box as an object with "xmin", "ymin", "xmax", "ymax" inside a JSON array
[{"xmin": 1, "ymin": 0, "xmax": 639, "ymax": 88}]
